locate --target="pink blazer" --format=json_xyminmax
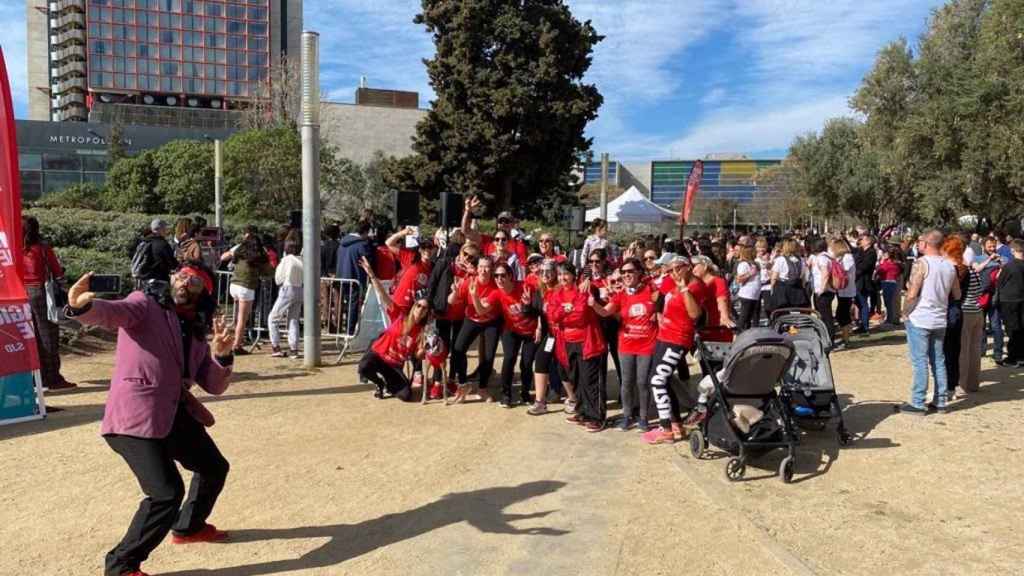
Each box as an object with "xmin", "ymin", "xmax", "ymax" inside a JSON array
[{"xmin": 77, "ymin": 292, "xmax": 232, "ymax": 438}]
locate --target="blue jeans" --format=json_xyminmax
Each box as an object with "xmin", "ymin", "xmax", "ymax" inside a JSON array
[
  {"xmin": 906, "ymin": 319, "xmax": 948, "ymax": 409},
  {"xmin": 881, "ymin": 281, "xmax": 899, "ymax": 325},
  {"xmin": 982, "ymin": 306, "xmax": 1004, "ymax": 361},
  {"xmin": 856, "ymin": 291, "xmax": 872, "ymax": 331}
]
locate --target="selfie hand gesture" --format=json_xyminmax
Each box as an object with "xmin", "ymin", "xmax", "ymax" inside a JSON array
[{"xmin": 67, "ymin": 272, "xmax": 96, "ymax": 309}]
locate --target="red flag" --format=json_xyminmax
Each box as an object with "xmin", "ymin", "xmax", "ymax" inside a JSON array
[
  {"xmin": 0, "ymin": 46, "xmax": 40, "ymax": 376},
  {"xmin": 681, "ymin": 160, "xmax": 703, "ymax": 225}
]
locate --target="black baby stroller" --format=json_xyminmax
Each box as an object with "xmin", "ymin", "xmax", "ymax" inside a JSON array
[
  {"xmin": 689, "ymin": 328, "xmax": 801, "ymax": 483},
  {"xmin": 771, "ymin": 309, "xmax": 851, "ymax": 446}
]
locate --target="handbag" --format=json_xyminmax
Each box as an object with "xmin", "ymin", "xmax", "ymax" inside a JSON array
[{"xmin": 41, "ymin": 244, "xmax": 67, "ymax": 324}]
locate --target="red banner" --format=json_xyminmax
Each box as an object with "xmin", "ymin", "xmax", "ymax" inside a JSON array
[
  {"xmin": 681, "ymin": 159, "xmax": 703, "ymax": 225},
  {"xmin": 0, "ymin": 47, "xmax": 40, "ymax": 376}
]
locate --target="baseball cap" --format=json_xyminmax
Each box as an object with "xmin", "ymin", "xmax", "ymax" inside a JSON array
[
  {"xmin": 654, "ymin": 252, "xmax": 677, "ymax": 266},
  {"xmin": 497, "ymin": 211, "xmax": 515, "ymax": 223},
  {"xmin": 526, "ymin": 253, "xmax": 544, "ymax": 265},
  {"xmin": 150, "ymin": 218, "xmax": 169, "ymax": 233}
]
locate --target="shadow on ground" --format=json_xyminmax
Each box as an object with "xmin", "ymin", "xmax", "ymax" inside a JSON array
[{"xmin": 160, "ymin": 481, "xmax": 569, "ymax": 576}]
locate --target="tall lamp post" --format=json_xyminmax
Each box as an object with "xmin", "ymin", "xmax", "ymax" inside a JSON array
[{"xmin": 301, "ymin": 31, "xmax": 321, "ymax": 368}]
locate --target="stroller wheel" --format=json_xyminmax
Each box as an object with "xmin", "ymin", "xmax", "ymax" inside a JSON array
[
  {"xmin": 725, "ymin": 458, "xmax": 745, "ymax": 481},
  {"xmin": 779, "ymin": 456, "xmax": 795, "ymax": 484},
  {"xmin": 688, "ymin": 430, "xmax": 706, "ymax": 460}
]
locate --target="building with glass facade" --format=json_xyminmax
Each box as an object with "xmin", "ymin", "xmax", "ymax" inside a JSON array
[
  {"xmin": 26, "ymin": 0, "xmax": 301, "ymax": 127},
  {"xmin": 15, "ymin": 119, "xmax": 234, "ymax": 200}
]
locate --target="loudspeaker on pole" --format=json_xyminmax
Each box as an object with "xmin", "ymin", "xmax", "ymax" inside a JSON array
[
  {"xmin": 440, "ymin": 192, "xmax": 464, "ymax": 228},
  {"xmin": 394, "ymin": 191, "xmax": 421, "ymax": 227}
]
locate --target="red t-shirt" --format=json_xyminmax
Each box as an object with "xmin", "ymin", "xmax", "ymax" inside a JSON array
[
  {"xmin": 456, "ymin": 277, "xmax": 502, "ymax": 324},
  {"xmin": 658, "ymin": 284, "xmax": 698, "ymax": 348},
  {"xmin": 374, "ymin": 245, "xmax": 398, "ymax": 281},
  {"xmin": 397, "ymin": 247, "xmax": 418, "ymax": 270},
  {"xmin": 524, "ymin": 273, "xmax": 541, "ymax": 291},
  {"xmin": 22, "ymin": 244, "xmax": 63, "ymax": 287},
  {"xmin": 611, "ymin": 286, "xmax": 657, "ymax": 355},
  {"xmin": 553, "ymin": 286, "xmax": 591, "ymax": 343},
  {"xmin": 371, "ymin": 319, "xmax": 423, "ymax": 367},
  {"xmin": 498, "ymin": 283, "xmax": 538, "ymax": 336},
  {"xmin": 657, "ymin": 273, "xmax": 676, "ymax": 295},
  {"xmin": 390, "ymin": 261, "xmax": 432, "ymax": 319},
  {"xmin": 877, "ymin": 259, "xmax": 901, "ymax": 282},
  {"xmin": 702, "ymin": 275, "xmax": 729, "ymax": 328},
  {"xmin": 439, "ymin": 265, "xmax": 468, "ymax": 321}
]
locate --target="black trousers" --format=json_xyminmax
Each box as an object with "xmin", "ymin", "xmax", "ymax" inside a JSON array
[
  {"xmin": 500, "ymin": 331, "xmax": 538, "ymax": 403},
  {"xmin": 813, "ymin": 291, "xmax": 836, "ymax": 342},
  {"xmin": 358, "ymin": 351, "xmax": 412, "ymax": 400},
  {"xmin": 434, "ymin": 318, "xmax": 463, "ymax": 382},
  {"xmin": 104, "ymin": 405, "xmax": 229, "ymax": 576},
  {"xmin": 737, "ymin": 297, "xmax": 760, "ymax": 331},
  {"xmin": 650, "ymin": 341, "xmax": 688, "ymax": 428},
  {"xmin": 999, "ymin": 301, "xmax": 1024, "ymax": 362},
  {"xmin": 944, "ymin": 308, "xmax": 963, "ymax": 388},
  {"xmin": 566, "ymin": 341, "xmax": 605, "ymax": 422},
  {"xmin": 453, "ymin": 319, "xmax": 502, "ymax": 389},
  {"xmin": 599, "ymin": 317, "xmax": 623, "ymax": 401}
]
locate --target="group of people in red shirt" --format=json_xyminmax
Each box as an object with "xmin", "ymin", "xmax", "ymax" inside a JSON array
[{"xmin": 356, "ymin": 196, "xmax": 735, "ymax": 441}]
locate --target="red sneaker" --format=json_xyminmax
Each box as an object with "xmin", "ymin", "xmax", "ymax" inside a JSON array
[
  {"xmin": 428, "ymin": 383, "xmax": 443, "ymax": 400},
  {"xmin": 642, "ymin": 427, "xmax": 676, "ymax": 445},
  {"xmin": 446, "ymin": 380, "xmax": 458, "ymax": 396},
  {"xmin": 171, "ymin": 523, "xmax": 229, "ymax": 544}
]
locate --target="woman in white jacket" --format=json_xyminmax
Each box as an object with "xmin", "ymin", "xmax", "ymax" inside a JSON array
[{"xmin": 270, "ymin": 239, "xmax": 303, "ymax": 358}]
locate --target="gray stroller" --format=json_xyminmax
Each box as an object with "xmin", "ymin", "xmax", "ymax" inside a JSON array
[
  {"xmin": 690, "ymin": 328, "xmax": 801, "ymax": 483},
  {"xmin": 771, "ymin": 309, "xmax": 851, "ymax": 446}
]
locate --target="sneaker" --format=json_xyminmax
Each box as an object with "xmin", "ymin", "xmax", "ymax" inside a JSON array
[
  {"xmin": 642, "ymin": 426, "xmax": 676, "ymax": 445},
  {"xmin": 232, "ymin": 347, "xmax": 250, "ymax": 356},
  {"xmin": 619, "ymin": 417, "xmax": 634, "ymax": 431},
  {"xmin": 671, "ymin": 422, "xmax": 684, "ymax": 441},
  {"xmin": 565, "ymin": 414, "xmax": 585, "ymax": 425},
  {"xmin": 564, "ymin": 400, "xmax": 577, "ymax": 416},
  {"xmin": 46, "ymin": 380, "xmax": 77, "ymax": 391},
  {"xmin": 172, "ymin": 524, "xmax": 229, "ymax": 544},
  {"xmin": 527, "ymin": 402, "xmax": 548, "ymax": 416},
  {"xmin": 898, "ymin": 402, "xmax": 927, "ymax": 415},
  {"xmin": 499, "ymin": 398, "xmax": 513, "ymax": 408},
  {"xmin": 288, "ymin": 349, "xmax": 302, "ymax": 360},
  {"xmin": 446, "ymin": 380, "xmax": 459, "ymax": 396},
  {"xmin": 270, "ymin": 346, "xmax": 287, "ymax": 358},
  {"xmin": 585, "ymin": 420, "xmax": 605, "ymax": 433},
  {"xmin": 683, "ymin": 407, "xmax": 707, "ymax": 430},
  {"xmin": 927, "ymin": 402, "xmax": 949, "ymax": 414},
  {"xmin": 411, "ymin": 372, "xmax": 424, "ymax": 388},
  {"xmin": 637, "ymin": 420, "xmax": 650, "ymax": 433},
  {"xmin": 428, "ymin": 384, "xmax": 443, "ymax": 400}
]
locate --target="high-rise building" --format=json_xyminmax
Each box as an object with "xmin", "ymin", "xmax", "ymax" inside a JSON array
[{"xmin": 26, "ymin": 0, "xmax": 301, "ymax": 128}]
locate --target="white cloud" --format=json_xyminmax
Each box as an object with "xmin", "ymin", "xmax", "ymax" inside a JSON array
[{"xmin": 0, "ymin": 3, "xmax": 29, "ymax": 117}]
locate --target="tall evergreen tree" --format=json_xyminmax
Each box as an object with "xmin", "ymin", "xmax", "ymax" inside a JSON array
[{"xmin": 411, "ymin": 0, "xmax": 603, "ymax": 217}]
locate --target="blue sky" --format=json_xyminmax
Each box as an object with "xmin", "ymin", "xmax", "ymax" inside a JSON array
[{"xmin": 3, "ymin": 0, "xmax": 945, "ymax": 161}]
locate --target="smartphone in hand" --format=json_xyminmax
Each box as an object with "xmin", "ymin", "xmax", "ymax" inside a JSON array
[{"xmin": 89, "ymin": 274, "xmax": 122, "ymax": 294}]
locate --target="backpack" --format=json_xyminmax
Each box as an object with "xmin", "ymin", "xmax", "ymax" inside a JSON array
[
  {"xmin": 828, "ymin": 256, "xmax": 849, "ymax": 291},
  {"xmin": 978, "ymin": 266, "xmax": 1000, "ymax": 310},
  {"xmin": 130, "ymin": 238, "xmax": 153, "ymax": 279}
]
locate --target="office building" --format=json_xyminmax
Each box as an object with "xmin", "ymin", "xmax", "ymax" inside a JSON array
[{"xmin": 26, "ymin": 0, "xmax": 301, "ymax": 128}]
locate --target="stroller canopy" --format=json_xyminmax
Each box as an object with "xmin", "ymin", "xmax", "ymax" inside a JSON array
[{"xmin": 720, "ymin": 328, "xmax": 796, "ymax": 397}]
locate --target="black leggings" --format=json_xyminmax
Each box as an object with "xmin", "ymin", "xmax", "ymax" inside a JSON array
[
  {"xmin": 650, "ymin": 341, "xmax": 688, "ymax": 428},
  {"xmin": 434, "ymin": 318, "xmax": 463, "ymax": 382},
  {"xmin": 737, "ymin": 297, "xmax": 760, "ymax": 331},
  {"xmin": 500, "ymin": 331, "xmax": 538, "ymax": 403},
  {"xmin": 453, "ymin": 319, "xmax": 502, "ymax": 389},
  {"xmin": 566, "ymin": 341, "xmax": 605, "ymax": 422},
  {"xmin": 814, "ymin": 291, "xmax": 836, "ymax": 342},
  {"xmin": 358, "ymin": 351, "xmax": 412, "ymax": 400},
  {"xmin": 599, "ymin": 317, "xmax": 623, "ymax": 399}
]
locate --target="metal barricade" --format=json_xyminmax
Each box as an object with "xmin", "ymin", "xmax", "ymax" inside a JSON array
[
  {"xmin": 214, "ymin": 271, "xmax": 277, "ymax": 352},
  {"xmin": 319, "ymin": 277, "xmax": 366, "ymax": 364}
]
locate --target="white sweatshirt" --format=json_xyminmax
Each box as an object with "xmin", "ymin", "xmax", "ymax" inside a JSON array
[{"xmin": 275, "ymin": 254, "xmax": 303, "ymax": 287}]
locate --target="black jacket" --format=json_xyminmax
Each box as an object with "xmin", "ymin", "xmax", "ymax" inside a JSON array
[
  {"xmin": 854, "ymin": 245, "xmax": 877, "ymax": 294},
  {"xmin": 321, "ymin": 238, "xmax": 340, "ymax": 277},
  {"xmin": 139, "ymin": 236, "xmax": 178, "ymax": 283},
  {"xmin": 336, "ymin": 234, "xmax": 373, "ymax": 286}
]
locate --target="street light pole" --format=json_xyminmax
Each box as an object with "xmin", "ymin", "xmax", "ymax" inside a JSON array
[
  {"xmin": 300, "ymin": 31, "xmax": 321, "ymax": 368},
  {"xmin": 214, "ymin": 139, "xmax": 223, "ymax": 229},
  {"xmin": 599, "ymin": 152, "xmax": 609, "ymax": 222}
]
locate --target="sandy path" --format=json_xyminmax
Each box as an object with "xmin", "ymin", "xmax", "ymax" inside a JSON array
[{"xmin": 1, "ymin": 332, "xmax": 1021, "ymax": 575}]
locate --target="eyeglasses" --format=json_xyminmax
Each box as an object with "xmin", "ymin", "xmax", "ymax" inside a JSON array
[
  {"xmin": 589, "ymin": 259, "xmax": 603, "ymax": 264},
  {"xmin": 621, "ymin": 268, "xmax": 638, "ymax": 274},
  {"xmin": 495, "ymin": 237, "xmax": 508, "ymax": 243},
  {"xmin": 540, "ymin": 238, "xmax": 553, "ymax": 243},
  {"xmin": 494, "ymin": 272, "xmax": 509, "ymax": 278},
  {"xmin": 644, "ymin": 256, "xmax": 656, "ymax": 261}
]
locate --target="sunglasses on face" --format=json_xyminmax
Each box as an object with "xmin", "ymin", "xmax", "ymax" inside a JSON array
[
  {"xmin": 494, "ymin": 272, "xmax": 509, "ymax": 278},
  {"xmin": 644, "ymin": 256, "xmax": 656, "ymax": 261},
  {"xmin": 621, "ymin": 268, "xmax": 638, "ymax": 274},
  {"xmin": 589, "ymin": 259, "xmax": 603, "ymax": 264},
  {"xmin": 495, "ymin": 237, "xmax": 508, "ymax": 243}
]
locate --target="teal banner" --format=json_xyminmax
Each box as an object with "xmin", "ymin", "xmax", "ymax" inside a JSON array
[{"xmin": 0, "ymin": 372, "xmax": 41, "ymax": 423}]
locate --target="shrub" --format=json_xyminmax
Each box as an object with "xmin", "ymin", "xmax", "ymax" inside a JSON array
[
  {"xmin": 152, "ymin": 140, "xmax": 214, "ymax": 214},
  {"xmin": 35, "ymin": 183, "xmax": 110, "ymax": 211},
  {"xmin": 104, "ymin": 151, "xmax": 161, "ymax": 213}
]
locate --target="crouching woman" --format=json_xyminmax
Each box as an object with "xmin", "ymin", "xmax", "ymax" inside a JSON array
[
  {"xmin": 65, "ymin": 267, "xmax": 235, "ymax": 576},
  {"xmin": 358, "ymin": 298, "xmax": 431, "ymax": 401}
]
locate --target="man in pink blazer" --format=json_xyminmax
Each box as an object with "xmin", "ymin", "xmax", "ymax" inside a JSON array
[{"xmin": 66, "ymin": 267, "xmax": 235, "ymax": 576}]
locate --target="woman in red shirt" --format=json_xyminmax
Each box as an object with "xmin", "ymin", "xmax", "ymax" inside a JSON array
[
  {"xmin": 449, "ymin": 255, "xmax": 503, "ymax": 402},
  {"xmin": 21, "ymin": 216, "xmax": 74, "ymax": 390},
  {"xmin": 494, "ymin": 262, "xmax": 540, "ymax": 407},
  {"xmin": 644, "ymin": 256, "xmax": 702, "ymax": 445},
  {"xmin": 552, "ymin": 263, "xmax": 607, "ymax": 432},
  {"xmin": 357, "ymin": 299, "xmax": 431, "ymax": 401},
  {"xmin": 526, "ymin": 261, "xmax": 565, "ymax": 415},
  {"xmin": 591, "ymin": 258, "xmax": 657, "ymax": 431},
  {"xmin": 877, "ymin": 246, "xmax": 903, "ymax": 326}
]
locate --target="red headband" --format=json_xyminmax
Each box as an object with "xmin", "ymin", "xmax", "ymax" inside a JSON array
[{"xmin": 178, "ymin": 265, "xmax": 213, "ymax": 295}]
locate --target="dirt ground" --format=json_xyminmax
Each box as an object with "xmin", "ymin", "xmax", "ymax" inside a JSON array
[{"xmin": 2, "ymin": 330, "xmax": 1022, "ymax": 576}]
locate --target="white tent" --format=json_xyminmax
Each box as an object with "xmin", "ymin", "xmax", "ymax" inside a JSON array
[{"xmin": 586, "ymin": 186, "xmax": 680, "ymax": 224}]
